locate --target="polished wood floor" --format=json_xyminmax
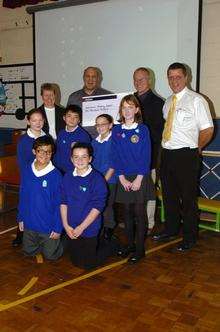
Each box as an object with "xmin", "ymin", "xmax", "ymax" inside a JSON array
[{"xmin": 0, "ymin": 193, "xmax": 220, "ymax": 331}]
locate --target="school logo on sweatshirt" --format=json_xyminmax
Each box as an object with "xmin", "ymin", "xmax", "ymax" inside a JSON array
[
  {"xmin": 79, "ymin": 185, "xmax": 87, "ymax": 192},
  {"xmin": 42, "ymin": 180, "xmax": 47, "ymax": 187},
  {"xmin": 130, "ymin": 134, "xmax": 139, "ymax": 143}
]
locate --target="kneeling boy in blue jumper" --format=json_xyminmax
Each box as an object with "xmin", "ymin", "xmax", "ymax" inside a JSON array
[
  {"xmin": 61, "ymin": 142, "xmax": 118, "ymax": 269},
  {"xmin": 18, "ymin": 136, "xmax": 63, "ymax": 260},
  {"xmin": 54, "ymin": 105, "xmax": 91, "ymax": 173}
]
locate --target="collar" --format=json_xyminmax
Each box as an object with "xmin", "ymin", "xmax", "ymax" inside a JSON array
[
  {"xmin": 122, "ymin": 122, "xmax": 138, "ymax": 130},
  {"xmin": 73, "ymin": 165, "xmax": 92, "ymax": 177},
  {"xmin": 95, "ymin": 132, "xmax": 112, "ymax": 143},
  {"xmin": 175, "ymin": 86, "xmax": 187, "ymax": 101},
  {"xmin": 137, "ymin": 89, "xmax": 151, "ymax": 100},
  {"xmin": 44, "ymin": 106, "xmax": 55, "ymax": 111},
  {"xmin": 27, "ymin": 128, "xmax": 46, "ymax": 138},
  {"xmin": 31, "ymin": 160, "xmax": 54, "ymax": 177},
  {"xmin": 65, "ymin": 125, "xmax": 78, "ymax": 133}
]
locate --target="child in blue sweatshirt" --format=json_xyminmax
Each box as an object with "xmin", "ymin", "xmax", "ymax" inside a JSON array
[
  {"xmin": 18, "ymin": 136, "xmax": 63, "ymax": 260},
  {"xmin": 54, "ymin": 105, "xmax": 91, "ymax": 173},
  {"xmin": 92, "ymin": 114, "xmax": 117, "ymax": 240},
  {"xmin": 13, "ymin": 108, "xmax": 46, "ymax": 247},
  {"xmin": 111, "ymin": 94, "xmax": 152, "ymax": 264},
  {"xmin": 61, "ymin": 142, "xmax": 118, "ymax": 269}
]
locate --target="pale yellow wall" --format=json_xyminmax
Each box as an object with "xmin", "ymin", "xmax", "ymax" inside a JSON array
[
  {"xmin": 0, "ymin": 1, "xmax": 33, "ymax": 64},
  {"xmin": 200, "ymin": 0, "xmax": 220, "ymax": 118}
]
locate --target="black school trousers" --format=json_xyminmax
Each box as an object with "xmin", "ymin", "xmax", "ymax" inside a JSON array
[{"xmin": 160, "ymin": 147, "xmax": 200, "ymax": 243}]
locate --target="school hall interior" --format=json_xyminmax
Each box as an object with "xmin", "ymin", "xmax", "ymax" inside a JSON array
[{"xmin": 0, "ymin": 0, "xmax": 220, "ymax": 331}]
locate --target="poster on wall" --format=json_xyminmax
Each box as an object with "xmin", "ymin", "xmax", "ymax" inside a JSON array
[{"xmin": 0, "ymin": 63, "xmax": 36, "ymax": 115}]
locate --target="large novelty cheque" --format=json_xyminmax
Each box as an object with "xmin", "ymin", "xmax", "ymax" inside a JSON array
[{"xmin": 82, "ymin": 92, "xmax": 131, "ymax": 127}]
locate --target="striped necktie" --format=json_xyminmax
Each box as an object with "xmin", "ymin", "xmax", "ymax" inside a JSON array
[{"xmin": 162, "ymin": 95, "xmax": 177, "ymax": 142}]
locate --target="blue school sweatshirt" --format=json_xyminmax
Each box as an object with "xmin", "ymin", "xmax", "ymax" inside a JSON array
[
  {"xmin": 54, "ymin": 126, "xmax": 91, "ymax": 173},
  {"xmin": 61, "ymin": 167, "xmax": 107, "ymax": 237},
  {"xmin": 18, "ymin": 162, "xmax": 63, "ymax": 235},
  {"xmin": 17, "ymin": 130, "xmax": 46, "ymax": 176},
  {"xmin": 111, "ymin": 123, "xmax": 151, "ymax": 176},
  {"xmin": 91, "ymin": 133, "xmax": 117, "ymax": 184}
]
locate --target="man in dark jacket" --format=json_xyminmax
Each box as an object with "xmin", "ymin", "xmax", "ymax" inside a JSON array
[{"xmin": 133, "ymin": 67, "xmax": 164, "ymax": 232}]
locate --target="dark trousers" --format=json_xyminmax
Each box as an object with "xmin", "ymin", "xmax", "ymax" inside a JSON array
[
  {"xmin": 67, "ymin": 235, "xmax": 118, "ymax": 270},
  {"xmin": 124, "ymin": 203, "xmax": 148, "ymax": 256},
  {"xmin": 160, "ymin": 148, "xmax": 200, "ymax": 243},
  {"xmin": 103, "ymin": 184, "xmax": 116, "ymax": 229},
  {"xmin": 23, "ymin": 229, "xmax": 63, "ymax": 260}
]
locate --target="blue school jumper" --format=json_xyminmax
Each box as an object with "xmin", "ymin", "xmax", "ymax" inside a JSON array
[
  {"xmin": 61, "ymin": 167, "xmax": 107, "ymax": 237},
  {"xmin": 111, "ymin": 123, "xmax": 151, "ymax": 176},
  {"xmin": 17, "ymin": 129, "xmax": 46, "ymax": 175},
  {"xmin": 54, "ymin": 126, "xmax": 91, "ymax": 173},
  {"xmin": 18, "ymin": 162, "xmax": 63, "ymax": 234},
  {"xmin": 91, "ymin": 133, "xmax": 117, "ymax": 184}
]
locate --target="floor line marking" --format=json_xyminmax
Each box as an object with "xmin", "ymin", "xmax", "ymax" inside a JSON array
[
  {"xmin": 36, "ymin": 254, "xmax": 44, "ymax": 264},
  {"xmin": 0, "ymin": 237, "xmax": 182, "ymax": 312},
  {"xmin": 0, "ymin": 226, "xmax": 17, "ymax": 235},
  {"xmin": 18, "ymin": 277, "xmax": 39, "ymax": 296}
]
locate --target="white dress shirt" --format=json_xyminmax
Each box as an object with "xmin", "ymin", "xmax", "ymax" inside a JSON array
[
  {"xmin": 162, "ymin": 87, "xmax": 213, "ymax": 149},
  {"xmin": 44, "ymin": 106, "xmax": 56, "ymax": 139}
]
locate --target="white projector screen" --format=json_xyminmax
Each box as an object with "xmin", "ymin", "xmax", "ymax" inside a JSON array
[{"xmin": 35, "ymin": 0, "xmax": 200, "ymax": 106}]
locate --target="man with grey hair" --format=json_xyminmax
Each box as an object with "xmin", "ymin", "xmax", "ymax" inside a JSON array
[{"xmin": 133, "ymin": 67, "xmax": 164, "ymax": 232}]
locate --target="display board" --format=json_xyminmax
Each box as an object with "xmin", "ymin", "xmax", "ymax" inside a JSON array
[{"xmin": 0, "ymin": 63, "xmax": 36, "ymax": 129}]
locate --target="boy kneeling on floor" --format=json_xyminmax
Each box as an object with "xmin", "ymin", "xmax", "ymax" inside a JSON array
[
  {"xmin": 60, "ymin": 142, "xmax": 119, "ymax": 270},
  {"xmin": 18, "ymin": 136, "xmax": 63, "ymax": 260}
]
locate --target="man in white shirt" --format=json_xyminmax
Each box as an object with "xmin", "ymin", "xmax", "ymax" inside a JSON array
[
  {"xmin": 153, "ymin": 62, "xmax": 214, "ymax": 251},
  {"xmin": 39, "ymin": 83, "xmax": 65, "ymax": 139}
]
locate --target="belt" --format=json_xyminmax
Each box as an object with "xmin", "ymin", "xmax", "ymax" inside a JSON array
[{"xmin": 162, "ymin": 147, "xmax": 198, "ymax": 152}]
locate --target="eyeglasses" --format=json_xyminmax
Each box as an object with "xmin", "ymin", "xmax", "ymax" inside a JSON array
[
  {"xmin": 36, "ymin": 149, "xmax": 52, "ymax": 156},
  {"xmin": 95, "ymin": 123, "xmax": 110, "ymax": 128}
]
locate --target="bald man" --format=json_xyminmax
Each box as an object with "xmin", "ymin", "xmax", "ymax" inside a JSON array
[{"xmin": 67, "ymin": 67, "xmax": 111, "ymax": 107}]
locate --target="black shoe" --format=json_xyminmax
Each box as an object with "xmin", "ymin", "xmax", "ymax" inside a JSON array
[
  {"xmin": 175, "ymin": 241, "xmax": 196, "ymax": 252},
  {"xmin": 12, "ymin": 232, "xmax": 23, "ymax": 247},
  {"xmin": 103, "ymin": 227, "xmax": 114, "ymax": 241},
  {"xmin": 152, "ymin": 232, "xmax": 176, "ymax": 242},
  {"xmin": 128, "ymin": 253, "xmax": 145, "ymax": 264},
  {"xmin": 117, "ymin": 245, "xmax": 135, "ymax": 258}
]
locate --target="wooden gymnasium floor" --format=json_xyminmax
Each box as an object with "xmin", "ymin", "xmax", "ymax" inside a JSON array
[{"xmin": 0, "ymin": 191, "xmax": 220, "ymax": 332}]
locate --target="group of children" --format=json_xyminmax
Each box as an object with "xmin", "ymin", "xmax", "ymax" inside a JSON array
[{"xmin": 16, "ymin": 94, "xmax": 152, "ymax": 269}]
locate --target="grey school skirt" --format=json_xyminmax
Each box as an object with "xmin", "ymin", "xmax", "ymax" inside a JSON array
[{"xmin": 116, "ymin": 174, "xmax": 155, "ymax": 204}]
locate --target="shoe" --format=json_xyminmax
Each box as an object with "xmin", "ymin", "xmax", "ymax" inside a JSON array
[
  {"xmin": 103, "ymin": 227, "xmax": 114, "ymax": 241},
  {"xmin": 12, "ymin": 231, "xmax": 23, "ymax": 247},
  {"xmin": 117, "ymin": 245, "xmax": 135, "ymax": 258},
  {"xmin": 175, "ymin": 241, "xmax": 196, "ymax": 252},
  {"xmin": 128, "ymin": 253, "xmax": 145, "ymax": 264},
  {"xmin": 152, "ymin": 232, "xmax": 176, "ymax": 242}
]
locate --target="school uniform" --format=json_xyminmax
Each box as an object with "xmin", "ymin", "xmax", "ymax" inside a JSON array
[
  {"xmin": 54, "ymin": 125, "xmax": 91, "ymax": 173},
  {"xmin": 17, "ymin": 128, "xmax": 46, "ymax": 176},
  {"xmin": 18, "ymin": 161, "xmax": 63, "ymax": 260},
  {"xmin": 111, "ymin": 122, "xmax": 152, "ymax": 258},
  {"xmin": 61, "ymin": 166, "xmax": 117, "ymax": 269},
  {"xmin": 111, "ymin": 123, "xmax": 153, "ymax": 202},
  {"xmin": 92, "ymin": 132, "xmax": 117, "ymax": 229}
]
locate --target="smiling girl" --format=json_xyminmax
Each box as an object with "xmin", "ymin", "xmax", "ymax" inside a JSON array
[{"xmin": 111, "ymin": 94, "xmax": 152, "ymax": 263}]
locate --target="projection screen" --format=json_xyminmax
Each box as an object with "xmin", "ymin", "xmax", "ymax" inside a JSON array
[{"xmin": 34, "ymin": 0, "xmax": 200, "ymax": 106}]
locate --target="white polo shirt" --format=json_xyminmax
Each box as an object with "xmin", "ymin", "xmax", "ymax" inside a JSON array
[{"xmin": 162, "ymin": 87, "xmax": 213, "ymax": 150}]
